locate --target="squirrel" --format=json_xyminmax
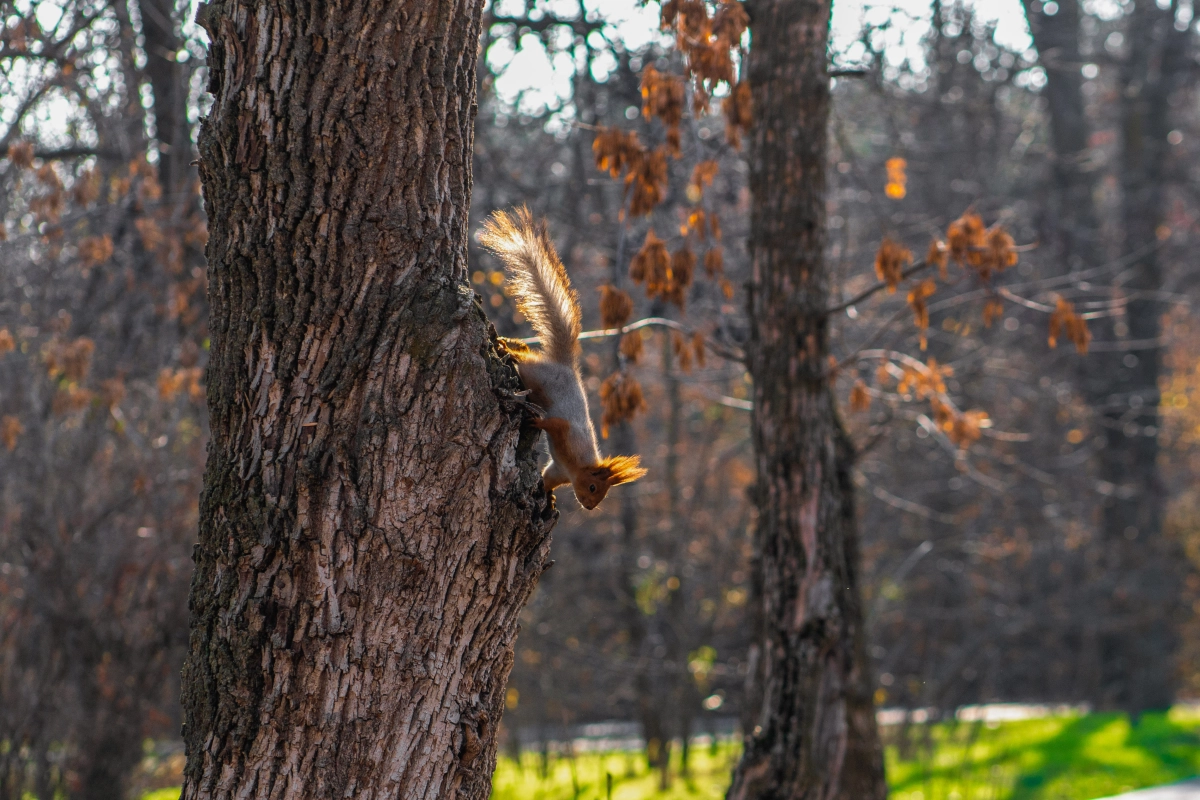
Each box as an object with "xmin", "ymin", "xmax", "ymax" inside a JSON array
[{"xmin": 480, "ymin": 207, "xmax": 646, "ymax": 509}]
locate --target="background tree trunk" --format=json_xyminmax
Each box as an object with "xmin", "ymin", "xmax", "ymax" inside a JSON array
[
  {"xmin": 138, "ymin": 0, "xmax": 192, "ymax": 197},
  {"xmin": 1026, "ymin": 0, "xmax": 1185, "ymax": 716},
  {"xmin": 1021, "ymin": 0, "xmax": 1102, "ymax": 275},
  {"xmin": 1092, "ymin": 0, "xmax": 1186, "ymax": 716},
  {"xmin": 180, "ymin": 2, "xmax": 555, "ymax": 798},
  {"xmin": 728, "ymin": 1, "xmax": 886, "ymax": 797}
]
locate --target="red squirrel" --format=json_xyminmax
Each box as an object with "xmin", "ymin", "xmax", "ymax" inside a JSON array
[{"xmin": 480, "ymin": 208, "xmax": 646, "ymax": 509}]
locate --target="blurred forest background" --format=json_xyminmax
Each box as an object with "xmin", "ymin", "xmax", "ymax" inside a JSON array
[{"xmin": 1, "ymin": 0, "xmax": 1199, "ymax": 798}]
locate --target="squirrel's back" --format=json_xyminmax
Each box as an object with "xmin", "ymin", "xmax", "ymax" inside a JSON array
[{"xmin": 479, "ymin": 207, "xmax": 581, "ymax": 365}]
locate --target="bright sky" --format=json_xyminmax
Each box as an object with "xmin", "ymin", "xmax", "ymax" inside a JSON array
[
  {"xmin": 487, "ymin": 0, "xmax": 1036, "ymax": 114},
  {"xmin": 4, "ymin": 0, "xmax": 1049, "ymax": 143}
]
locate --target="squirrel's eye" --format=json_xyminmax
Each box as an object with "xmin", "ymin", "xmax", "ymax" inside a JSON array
[{"xmin": 589, "ymin": 484, "xmax": 597, "ymax": 492}]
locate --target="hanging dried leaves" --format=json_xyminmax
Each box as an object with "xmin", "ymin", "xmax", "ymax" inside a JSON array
[
  {"xmin": 98, "ymin": 377, "xmax": 126, "ymax": 410},
  {"xmin": 666, "ymin": 245, "xmax": 696, "ymax": 308},
  {"xmin": 641, "ymin": 66, "xmax": 685, "ymax": 155},
  {"xmin": 599, "ymin": 372, "xmax": 647, "ymax": 438},
  {"xmin": 946, "ymin": 212, "xmax": 1018, "ymax": 282},
  {"xmin": 907, "ymin": 278, "xmax": 937, "ymax": 349},
  {"xmin": 926, "ymin": 238, "xmax": 948, "ymax": 279},
  {"xmin": 689, "ymin": 160, "xmax": 719, "ymax": 199},
  {"xmin": 982, "ymin": 297, "xmax": 1005, "ymax": 328},
  {"xmin": 592, "ymin": 127, "xmax": 669, "ymax": 218},
  {"xmin": 704, "ymin": 246, "xmax": 724, "ymax": 277},
  {"xmin": 672, "ymin": 330, "xmax": 693, "ymax": 372},
  {"xmin": 850, "ymin": 380, "xmax": 871, "ymax": 412},
  {"xmin": 599, "ymin": 285, "xmax": 634, "ymax": 328},
  {"xmin": 52, "ymin": 384, "xmax": 94, "ymax": 414},
  {"xmin": 692, "ymin": 331, "xmax": 706, "ymax": 368},
  {"xmin": 1, "ymin": 415, "xmax": 23, "ymax": 451},
  {"xmin": 885, "ymin": 157, "xmax": 907, "ymax": 199},
  {"xmin": 898, "ymin": 358, "xmax": 951, "ymax": 399},
  {"xmin": 629, "ymin": 147, "xmax": 669, "ymax": 217},
  {"xmin": 7, "ymin": 141, "xmax": 35, "ymax": 169},
  {"xmin": 661, "ymin": 0, "xmax": 748, "ymax": 115},
  {"xmin": 593, "ymin": 127, "xmax": 644, "ymax": 178},
  {"xmin": 43, "ymin": 336, "xmax": 95, "ymax": 382},
  {"xmin": 875, "ymin": 237, "xmax": 912, "ymax": 293},
  {"xmin": 1048, "ymin": 297, "xmax": 1090, "ymax": 354},
  {"xmin": 135, "ymin": 216, "xmax": 164, "ymax": 252},
  {"xmin": 630, "ymin": 229, "xmax": 670, "ymax": 286},
  {"xmin": 947, "ymin": 212, "xmax": 985, "ymax": 264},
  {"xmin": 930, "ymin": 397, "xmax": 990, "ymax": 449},
  {"xmin": 0, "ymin": 327, "xmax": 14, "ymax": 356},
  {"xmin": 158, "ymin": 366, "xmax": 204, "ymax": 402},
  {"xmin": 620, "ymin": 331, "xmax": 644, "ymax": 363},
  {"xmin": 72, "ymin": 167, "xmax": 101, "ymax": 205},
  {"xmin": 629, "ymin": 232, "xmax": 694, "ymax": 308},
  {"xmin": 722, "ymin": 81, "xmax": 753, "ymax": 149},
  {"xmin": 78, "ymin": 234, "xmax": 114, "ymax": 269}
]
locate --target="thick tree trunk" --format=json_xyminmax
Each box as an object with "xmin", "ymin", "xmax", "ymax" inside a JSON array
[
  {"xmin": 179, "ymin": 3, "xmax": 556, "ymax": 799},
  {"xmin": 728, "ymin": 1, "xmax": 886, "ymax": 798}
]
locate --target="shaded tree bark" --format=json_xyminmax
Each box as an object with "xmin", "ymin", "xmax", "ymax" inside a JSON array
[
  {"xmin": 728, "ymin": 1, "xmax": 886, "ymax": 797},
  {"xmin": 1091, "ymin": 0, "xmax": 1187, "ymax": 715},
  {"xmin": 1025, "ymin": 0, "xmax": 1185, "ymax": 715},
  {"xmin": 179, "ymin": 2, "xmax": 556, "ymax": 798}
]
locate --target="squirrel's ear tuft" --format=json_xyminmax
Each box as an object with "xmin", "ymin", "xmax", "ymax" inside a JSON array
[{"xmin": 596, "ymin": 455, "xmax": 647, "ymax": 486}]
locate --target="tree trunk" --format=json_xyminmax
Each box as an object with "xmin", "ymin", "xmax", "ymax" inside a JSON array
[
  {"xmin": 179, "ymin": 3, "xmax": 556, "ymax": 799},
  {"xmin": 138, "ymin": 0, "xmax": 192, "ymax": 196},
  {"xmin": 1023, "ymin": 0, "xmax": 1183, "ymax": 716},
  {"xmin": 728, "ymin": 1, "xmax": 886, "ymax": 797},
  {"xmin": 1091, "ymin": 0, "xmax": 1185, "ymax": 716},
  {"xmin": 1020, "ymin": 0, "xmax": 1102, "ymax": 274}
]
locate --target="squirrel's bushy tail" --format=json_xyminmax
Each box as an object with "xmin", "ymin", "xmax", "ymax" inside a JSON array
[{"xmin": 480, "ymin": 207, "xmax": 581, "ymax": 365}]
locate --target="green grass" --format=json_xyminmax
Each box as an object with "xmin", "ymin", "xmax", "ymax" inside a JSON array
[
  {"xmin": 140, "ymin": 708, "xmax": 1200, "ymax": 800},
  {"xmin": 142, "ymin": 791, "xmax": 183, "ymax": 800},
  {"xmin": 490, "ymin": 741, "xmax": 740, "ymax": 800},
  {"xmin": 886, "ymin": 707, "xmax": 1200, "ymax": 800}
]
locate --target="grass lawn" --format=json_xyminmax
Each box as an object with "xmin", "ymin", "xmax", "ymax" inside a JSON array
[{"xmin": 140, "ymin": 707, "xmax": 1200, "ymax": 800}]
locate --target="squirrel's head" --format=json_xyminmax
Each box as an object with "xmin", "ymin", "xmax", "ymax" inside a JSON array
[{"xmin": 574, "ymin": 455, "xmax": 648, "ymax": 510}]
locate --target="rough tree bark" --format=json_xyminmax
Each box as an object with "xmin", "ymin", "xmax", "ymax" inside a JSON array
[
  {"xmin": 179, "ymin": 2, "xmax": 556, "ymax": 798},
  {"xmin": 728, "ymin": 1, "xmax": 886, "ymax": 797}
]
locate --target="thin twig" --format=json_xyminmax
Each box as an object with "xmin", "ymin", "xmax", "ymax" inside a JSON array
[
  {"xmin": 825, "ymin": 259, "xmax": 934, "ymax": 315},
  {"xmin": 518, "ymin": 316, "xmax": 746, "ymax": 363}
]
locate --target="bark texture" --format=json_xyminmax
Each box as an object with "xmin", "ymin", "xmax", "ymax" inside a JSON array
[
  {"xmin": 728, "ymin": 1, "xmax": 886, "ymax": 797},
  {"xmin": 180, "ymin": 2, "xmax": 556, "ymax": 798}
]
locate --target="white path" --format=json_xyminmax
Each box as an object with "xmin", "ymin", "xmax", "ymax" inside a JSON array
[{"xmin": 1095, "ymin": 780, "xmax": 1200, "ymax": 799}]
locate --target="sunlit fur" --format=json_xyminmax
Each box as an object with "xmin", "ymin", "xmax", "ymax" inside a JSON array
[
  {"xmin": 481, "ymin": 209, "xmax": 647, "ymax": 509},
  {"xmin": 479, "ymin": 207, "xmax": 581, "ymax": 365},
  {"xmin": 573, "ymin": 456, "xmax": 648, "ymax": 510}
]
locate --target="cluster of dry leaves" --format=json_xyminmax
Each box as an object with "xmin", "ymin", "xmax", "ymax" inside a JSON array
[
  {"xmin": 854, "ymin": 205, "xmax": 1091, "ymax": 447},
  {"xmin": 589, "ymin": 0, "xmax": 749, "ymax": 435},
  {"xmin": 853, "ymin": 358, "xmax": 990, "ymax": 449},
  {"xmin": 0, "ymin": 144, "xmax": 208, "ymax": 452}
]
